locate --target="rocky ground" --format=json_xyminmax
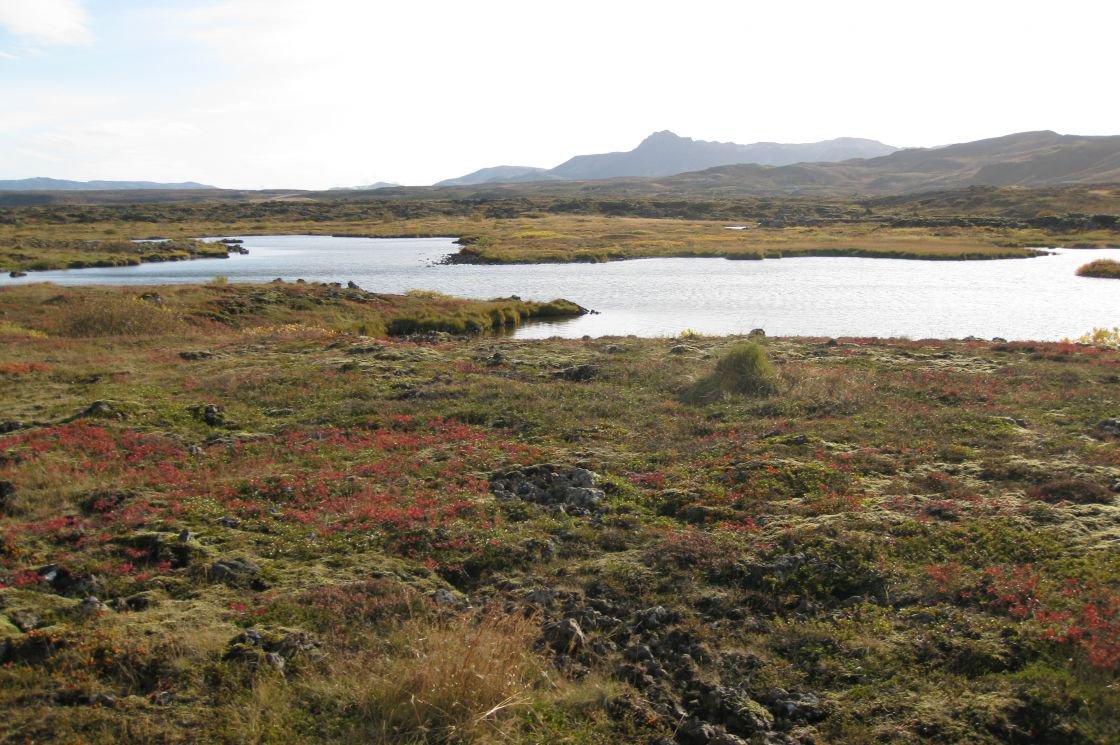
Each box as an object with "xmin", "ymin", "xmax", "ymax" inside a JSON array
[{"xmin": 1, "ymin": 283, "xmax": 1118, "ymax": 743}]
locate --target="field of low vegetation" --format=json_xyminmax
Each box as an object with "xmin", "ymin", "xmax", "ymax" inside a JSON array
[
  {"xmin": 3, "ymin": 188, "xmax": 1120, "ymax": 272},
  {"xmin": 1, "ymin": 282, "xmax": 1118, "ymax": 743}
]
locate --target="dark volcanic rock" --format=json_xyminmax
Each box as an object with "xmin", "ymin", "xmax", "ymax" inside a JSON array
[
  {"xmin": 37, "ymin": 565, "xmax": 100, "ymax": 597},
  {"xmin": 544, "ymin": 617, "xmax": 587, "ymax": 654},
  {"xmin": 554, "ymin": 364, "xmax": 600, "ymax": 382},
  {"xmin": 491, "ymin": 464, "xmax": 605, "ymax": 515},
  {"xmin": 67, "ymin": 400, "xmax": 116, "ymax": 421},
  {"xmin": 0, "ymin": 480, "xmax": 13, "ymax": 513},
  {"xmin": 1097, "ymin": 418, "xmax": 1120, "ymax": 438},
  {"xmin": 207, "ymin": 558, "xmax": 261, "ymax": 585},
  {"xmin": 224, "ymin": 627, "xmax": 322, "ymax": 673},
  {"xmin": 191, "ymin": 403, "xmax": 225, "ymax": 427}
]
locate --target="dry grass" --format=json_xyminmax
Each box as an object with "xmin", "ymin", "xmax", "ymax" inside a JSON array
[
  {"xmin": 682, "ymin": 342, "xmax": 779, "ymax": 404},
  {"xmin": 324, "ymin": 610, "xmax": 549, "ymax": 743},
  {"xmin": 52, "ymin": 295, "xmax": 188, "ymax": 338},
  {"xmin": 1076, "ymin": 258, "xmax": 1120, "ymax": 279}
]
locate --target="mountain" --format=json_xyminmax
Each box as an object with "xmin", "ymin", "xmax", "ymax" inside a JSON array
[
  {"xmin": 434, "ymin": 132, "xmax": 898, "ymax": 186},
  {"xmin": 328, "ymin": 181, "xmax": 401, "ymax": 191},
  {"xmin": 548, "ymin": 131, "xmax": 898, "ymax": 180},
  {"xmin": 657, "ymin": 130, "xmax": 1120, "ymax": 196},
  {"xmin": 436, "ymin": 166, "xmax": 558, "ymax": 187},
  {"xmin": 0, "ymin": 177, "xmax": 214, "ymax": 191}
]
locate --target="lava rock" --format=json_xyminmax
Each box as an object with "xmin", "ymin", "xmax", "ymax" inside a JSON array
[
  {"xmin": 761, "ymin": 687, "xmax": 827, "ymax": 723},
  {"xmin": 0, "ymin": 480, "xmax": 13, "ymax": 513},
  {"xmin": 191, "ymin": 403, "xmax": 225, "ymax": 427},
  {"xmin": 491, "ymin": 464, "xmax": 605, "ymax": 516},
  {"xmin": 224, "ymin": 627, "xmax": 322, "ymax": 673},
  {"xmin": 78, "ymin": 597, "xmax": 109, "ymax": 615},
  {"xmin": 544, "ymin": 617, "xmax": 586, "ymax": 654},
  {"xmin": 69, "ymin": 400, "xmax": 115, "ymax": 421},
  {"xmin": 554, "ymin": 364, "xmax": 600, "ymax": 382},
  {"xmin": 1098, "ymin": 418, "xmax": 1120, "ymax": 438},
  {"xmin": 7, "ymin": 609, "xmax": 42, "ymax": 632},
  {"xmin": 207, "ymin": 558, "xmax": 261, "ymax": 585}
]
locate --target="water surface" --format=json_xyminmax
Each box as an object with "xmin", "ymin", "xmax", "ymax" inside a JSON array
[{"xmin": 3, "ymin": 235, "xmax": 1117, "ymax": 341}]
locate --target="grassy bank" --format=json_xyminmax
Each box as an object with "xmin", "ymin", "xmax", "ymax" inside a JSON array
[
  {"xmin": 1, "ymin": 284, "xmax": 1118, "ymax": 743},
  {"xmin": 4, "ymin": 195, "xmax": 1119, "ymax": 271},
  {"xmin": 3, "ymin": 238, "xmax": 231, "ymax": 274}
]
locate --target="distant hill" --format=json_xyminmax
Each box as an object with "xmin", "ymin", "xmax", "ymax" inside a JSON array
[
  {"xmin": 328, "ymin": 182, "xmax": 401, "ymax": 191},
  {"xmin": 652, "ymin": 130, "xmax": 1120, "ymax": 196},
  {"xmin": 436, "ymin": 166, "xmax": 559, "ymax": 187},
  {"xmin": 0, "ymin": 177, "xmax": 214, "ymax": 191},
  {"xmin": 548, "ymin": 131, "xmax": 898, "ymax": 180},
  {"xmin": 427, "ymin": 131, "xmax": 1120, "ymax": 198},
  {"xmin": 435, "ymin": 132, "xmax": 898, "ymax": 186}
]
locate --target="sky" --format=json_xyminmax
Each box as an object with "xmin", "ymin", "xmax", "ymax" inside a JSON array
[{"xmin": 1, "ymin": 0, "xmax": 1118, "ymax": 189}]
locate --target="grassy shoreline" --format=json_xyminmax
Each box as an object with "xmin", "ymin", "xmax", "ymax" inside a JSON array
[
  {"xmin": 1, "ymin": 283, "xmax": 1118, "ymax": 743},
  {"xmin": 5, "ymin": 197, "xmax": 1118, "ymax": 272}
]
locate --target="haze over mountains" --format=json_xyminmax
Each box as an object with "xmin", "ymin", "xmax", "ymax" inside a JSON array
[
  {"xmin": 3, "ymin": 131, "xmax": 1119, "ymax": 205},
  {"xmin": 436, "ymin": 131, "xmax": 898, "ymax": 186},
  {"xmin": 642, "ymin": 130, "xmax": 1120, "ymax": 196},
  {"xmin": 0, "ymin": 178, "xmax": 213, "ymax": 191}
]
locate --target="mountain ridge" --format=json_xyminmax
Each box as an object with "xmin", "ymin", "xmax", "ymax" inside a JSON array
[
  {"xmin": 436, "ymin": 131, "xmax": 899, "ymax": 186},
  {"xmin": 0, "ymin": 177, "xmax": 214, "ymax": 191}
]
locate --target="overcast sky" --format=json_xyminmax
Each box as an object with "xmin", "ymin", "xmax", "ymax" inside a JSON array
[{"xmin": 2, "ymin": 0, "xmax": 1118, "ymax": 189}]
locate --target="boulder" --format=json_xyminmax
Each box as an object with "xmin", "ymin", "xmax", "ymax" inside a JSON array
[
  {"xmin": 544, "ymin": 617, "xmax": 586, "ymax": 654},
  {"xmin": 78, "ymin": 597, "xmax": 109, "ymax": 615},
  {"xmin": 7, "ymin": 609, "xmax": 42, "ymax": 632},
  {"xmin": 207, "ymin": 558, "xmax": 260, "ymax": 585},
  {"xmin": 554, "ymin": 364, "xmax": 600, "ymax": 382}
]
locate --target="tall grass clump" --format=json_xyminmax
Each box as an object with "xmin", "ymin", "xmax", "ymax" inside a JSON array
[
  {"xmin": 1076, "ymin": 259, "xmax": 1120, "ymax": 279},
  {"xmin": 342, "ymin": 610, "xmax": 548, "ymax": 742},
  {"xmin": 683, "ymin": 342, "xmax": 779, "ymax": 404},
  {"xmin": 54, "ymin": 295, "xmax": 187, "ymax": 337}
]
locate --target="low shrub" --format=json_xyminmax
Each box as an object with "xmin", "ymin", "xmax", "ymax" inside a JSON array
[{"xmin": 1027, "ymin": 479, "xmax": 1113, "ymax": 505}]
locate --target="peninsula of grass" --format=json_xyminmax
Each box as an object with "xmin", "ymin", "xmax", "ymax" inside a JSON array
[
  {"xmin": 1, "ymin": 282, "xmax": 1118, "ymax": 744},
  {"xmin": 3, "ymin": 237, "xmax": 230, "ymax": 274},
  {"xmin": 4, "ymin": 191, "xmax": 1118, "ymax": 272},
  {"xmin": 1077, "ymin": 258, "xmax": 1120, "ymax": 278}
]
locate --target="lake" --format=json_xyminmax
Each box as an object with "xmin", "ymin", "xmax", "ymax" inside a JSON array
[{"xmin": 3, "ymin": 235, "xmax": 1118, "ymax": 341}]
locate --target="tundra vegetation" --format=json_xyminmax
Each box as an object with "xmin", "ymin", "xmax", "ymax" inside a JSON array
[
  {"xmin": 1, "ymin": 282, "xmax": 1118, "ymax": 744},
  {"xmin": 1076, "ymin": 259, "xmax": 1120, "ymax": 279},
  {"xmin": 2, "ymin": 185, "xmax": 1120, "ymax": 272}
]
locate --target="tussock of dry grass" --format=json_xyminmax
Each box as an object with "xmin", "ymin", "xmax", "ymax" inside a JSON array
[
  {"xmin": 1076, "ymin": 258, "xmax": 1120, "ymax": 279},
  {"xmin": 682, "ymin": 342, "xmax": 778, "ymax": 404},
  {"xmin": 310, "ymin": 610, "xmax": 548, "ymax": 743}
]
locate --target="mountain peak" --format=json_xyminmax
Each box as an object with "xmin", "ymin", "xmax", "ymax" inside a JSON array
[{"xmin": 640, "ymin": 130, "xmax": 686, "ymax": 144}]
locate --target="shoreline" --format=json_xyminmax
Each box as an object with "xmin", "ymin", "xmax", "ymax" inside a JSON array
[{"xmin": 5, "ymin": 231, "xmax": 1069, "ymax": 276}]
